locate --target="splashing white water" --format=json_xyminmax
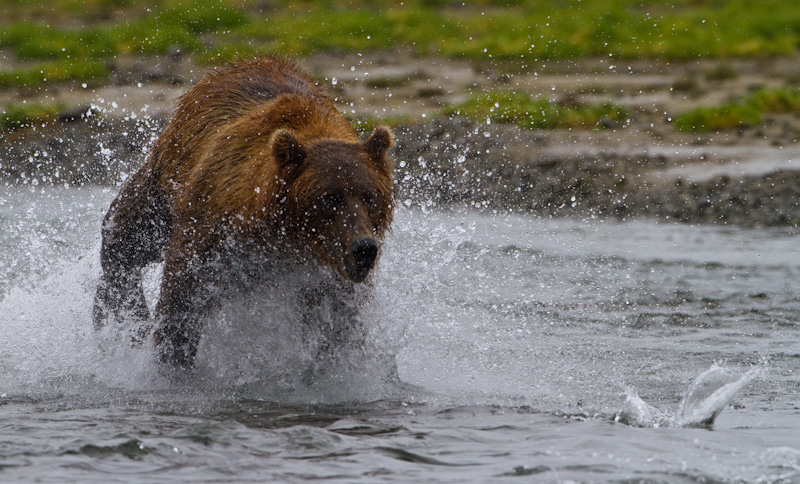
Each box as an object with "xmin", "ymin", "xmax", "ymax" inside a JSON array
[
  {"xmin": 616, "ymin": 363, "xmax": 767, "ymax": 428},
  {"xmin": 0, "ymin": 187, "xmax": 789, "ymax": 416},
  {"xmin": 0, "ymin": 259, "xmax": 411, "ymax": 403}
]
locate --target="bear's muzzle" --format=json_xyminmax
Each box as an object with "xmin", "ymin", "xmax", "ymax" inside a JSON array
[{"xmin": 346, "ymin": 237, "xmax": 379, "ymax": 283}]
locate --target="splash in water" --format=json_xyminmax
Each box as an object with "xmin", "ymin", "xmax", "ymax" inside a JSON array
[{"xmin": 616, "ymin": 362, "xmax": 767, "ymax": 428}]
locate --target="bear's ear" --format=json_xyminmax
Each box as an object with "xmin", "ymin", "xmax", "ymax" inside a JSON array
[
  {"xmin": 270, "ymin": 129, "xmax": 306, "ymax": 172},
  {"xmin": 364, "ymin": 125, "xmax": 394, "ymax": 161}
]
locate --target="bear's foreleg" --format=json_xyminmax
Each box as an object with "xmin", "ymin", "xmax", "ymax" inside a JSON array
[
  {"xmin": 153, "ymin": 243, "xmax": 219, "ymax": 369},
  {"xmin": 316, "ymin": 285, "xmax": 366, "ymax": 359},
  {"xmin": 93, "ymin": 168, "xmax": 171, "ymax": 340},
  {"xmin": 300, "ymin": 282, "xmax": 367, "ymax": 382}
]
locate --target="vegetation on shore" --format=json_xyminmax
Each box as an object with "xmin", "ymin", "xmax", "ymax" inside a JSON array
[
  {"xmin": 1, "ymin": 0, "xmax": 800, "ymax": 134},
  {"xmin": 443, "ymin": 90, "xmax": 628, "ymax": 130},
  {"xmin": 2, "ymin": 0, "xmax": 800, "ymax": 90},
  {"xmin": 0, "ymin": 101, "xmax": 66, "ymax": 130},
  {"xmin": 674, "ymin": 88, "xmax": 800, "ymax": 132}
]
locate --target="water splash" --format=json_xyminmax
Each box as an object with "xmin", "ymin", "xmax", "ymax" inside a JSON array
[
  {"xmin": 616, "ymin": 362, "xmax": 767, "ymax": 428},
  {"xmin": 0, "ymin": 188, "xmax": 791, "ymax": 416}
]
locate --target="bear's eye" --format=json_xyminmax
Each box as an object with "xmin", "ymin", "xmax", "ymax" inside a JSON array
[
  {"xmin": 321, "ymin": 194, "xmax": 344, "ymax": 211},
  {"xmin": 316, "ymin": 194, "xmax": 343, "ymax": 221},
  {"xmin": 362, "ymin": 193, "xmax": 374, "ymax": 207},
  {"xmin": 362, "ymin": 192, "xmax": 380, "ymax": 214}
]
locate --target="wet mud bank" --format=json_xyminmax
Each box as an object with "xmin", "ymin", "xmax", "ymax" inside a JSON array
[
  {"xmin": 0, "ymin": 114, "xmax": 165, "ymax": 186},
  {"xmin": 394, "ymin": 118, "xmax": 800, "ymax": 228},
  {"xmin": 3, "ymin": 54, "xmax": 800, "ymax": 227},
  {"xmin": 2, "ymin": 114, "xmax": 799, "ymax": 228}
]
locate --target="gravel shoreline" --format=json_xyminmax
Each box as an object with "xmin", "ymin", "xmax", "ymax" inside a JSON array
[
  {"xmin": 1, "ymin": 115, "xmax": 798, "ymax": 228},
  {"xmin": 3, "ymin": 53, "xmax": 800, "ymax": 228},
  {"xmin": 395, "ymin": 118, "xmax": 800, "ymax": 227}
]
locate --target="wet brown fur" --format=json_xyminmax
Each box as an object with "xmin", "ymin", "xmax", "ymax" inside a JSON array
[{"xmin": 94, "ymin": 56, "xmax": 394, "ymax": 369}]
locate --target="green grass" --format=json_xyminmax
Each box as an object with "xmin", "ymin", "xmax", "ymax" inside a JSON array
[
  {"xmin": 161, "ymin": 0, "xmax": 248, "ymax": 34},
  {"xmin": 1, "ymin": 0, "xmax": 799, "ymax": 87},
  {"xmin": 349, "ymin": 114, "xmax": 416, "ymax": 134},
  {"xmin": 444, "ymin": 89, "xmax": 628, "ymax": 130},
  {"xmin": 0, "ymin": 22, "xmax": 116, "ymax": 60},
  {"xmin": 0, "ymin": 0, "xmax": 247, "ymax": 59},
  {"xmin": 0, "ymin": 61, "xmax": 110, "ymax": 88},
  {"xmin": 674, "ymin": 88, "xmax": 800, "ymax": 132},
  {"xmin": 221, "ymin": 0, "xmax": 800, "ymax": 61},
  {"xmin": 0, "ymin": 0, "xmax": 246, "ymax": 86},
  {"xmin": 1, "ymin": 101, "xmax": 67, "ymax": 130},
  {"xmin": 748, "ymin": 88, "xmax": 800, "ymax": 113}
]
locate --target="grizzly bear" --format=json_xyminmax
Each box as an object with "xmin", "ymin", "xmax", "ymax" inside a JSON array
[{"xmin": 93, "ymin": 56, "xmax": 394, "ymax": 370}]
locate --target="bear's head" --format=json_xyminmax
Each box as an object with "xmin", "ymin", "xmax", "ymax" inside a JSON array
[{"xmin": 271, "ymin": 126, "xmax": 394, "ymax": 283}]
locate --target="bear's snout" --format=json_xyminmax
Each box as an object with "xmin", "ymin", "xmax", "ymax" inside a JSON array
[{"xmin": 347, "ymin": 237, "xmax": 379, "ymax": 282}]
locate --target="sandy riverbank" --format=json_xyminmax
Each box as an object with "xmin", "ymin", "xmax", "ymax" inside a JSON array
[{"xmin": 1, "ymin": 54, "xmax": 798, "ymax": 227}]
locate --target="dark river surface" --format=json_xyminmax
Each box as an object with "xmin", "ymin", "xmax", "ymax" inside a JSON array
[{"xmin": 1, "ymin": 185, "xmax": 799, "ymax": 483}]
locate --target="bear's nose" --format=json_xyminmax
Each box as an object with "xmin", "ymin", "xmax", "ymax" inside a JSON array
[{"xmin": 351, "ymin": 238, "xmax": 379, "ymax": 269}]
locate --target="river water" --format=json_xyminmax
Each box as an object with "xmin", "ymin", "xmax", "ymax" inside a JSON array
[{"xmin": 1, "ymin": 185, "xmax": 799, "ymax": 483}]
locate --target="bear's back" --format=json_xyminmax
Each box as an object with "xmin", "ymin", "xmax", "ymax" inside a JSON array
[
  {"xmin": 185, "ymin": 57, "xmax": 322, "ymax": 117},
  {"xmin": 149, "ymin": 57, "xmax": 325, "ymax": 188}
]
